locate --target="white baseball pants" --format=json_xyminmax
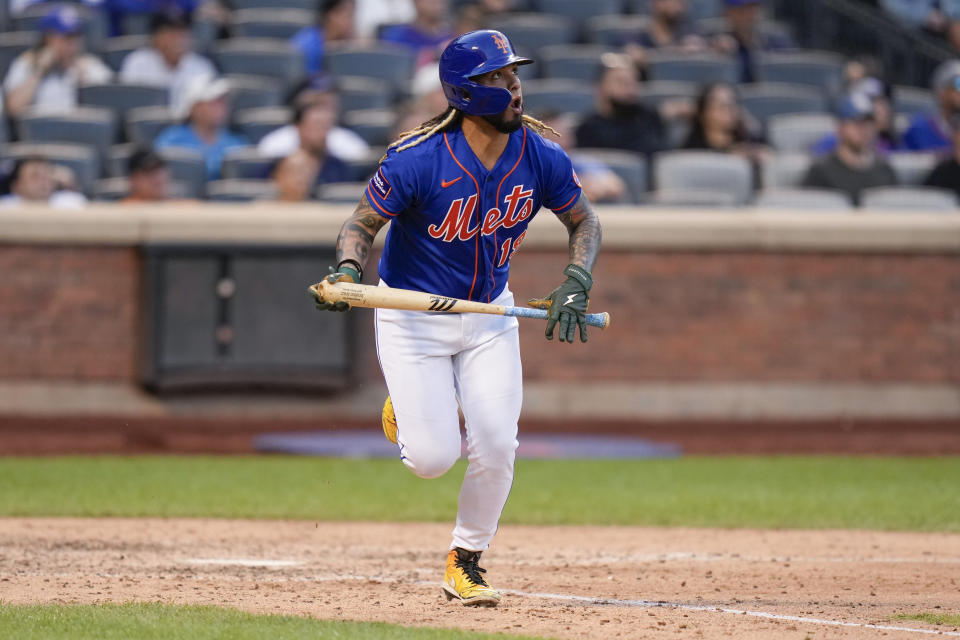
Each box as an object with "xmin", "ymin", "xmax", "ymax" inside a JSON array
[{"xmin": 375, "ymin": 283, "xmax": 522, "ymax": 552}]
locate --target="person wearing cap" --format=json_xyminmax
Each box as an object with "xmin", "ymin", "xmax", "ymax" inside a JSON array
[
  {"xmin": 713, "ymin": 0, "xmax": 794, "ymax": 83},
  {"xmin": 154, "ymin": 75, "xmax": 248, "ymax": 180},
  {"xmin": 923, "ymin": 113, "xmax": 960, "ymax": 199},
  {"xmin": 256, "ymin": 75, "xmax": 369, "ymax": 162},
  {"xmin": 119, "ymin": 8, "xmax": 216, "ymax": 110},
  {"xmin": 3, "ymin": 5, "xmax": 112, "ymax": 118},
  {"xmin": 811, "ymin": 77, "xmax": 902, "ymax": 155},
  {"xmin": 122, "ymin": 149, "xmax": 174, "ymax": 202},
  {"xmin": 290, "ymin": 0, "xmax": 357, "ymax": 76},
  {"xmin": 802, "ymin": 93, "xmax": 897, "ymax": 206},
  {"xmin": 902, "ymin": 59, "xmax": 960, "ymax": 152}
]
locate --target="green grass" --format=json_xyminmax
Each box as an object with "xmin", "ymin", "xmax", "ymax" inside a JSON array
[
  {"xmin": 0, "ymin": 456, "xmax": 958, "ymax": 531},
  {"xmin": 895, "ymin": 612, "xmax": 960, "ymax": 627},
  {"xmin": 0, "ymin": 603, "xmax": 541, "ymax": 640}
]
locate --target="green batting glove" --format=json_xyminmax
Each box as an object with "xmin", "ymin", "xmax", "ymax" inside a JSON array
[
  {"xmin": 310, "ymin": 264, "xmax": 360, "ymax": 312},
  {"xmin": 530, "ymin": 264, "xmax": 593, "ymax": 344}
]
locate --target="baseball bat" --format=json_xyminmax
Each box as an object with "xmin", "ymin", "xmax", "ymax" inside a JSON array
[{"xmin": 309, "ymin": 280, "xmax": 611, "ymax": 329}]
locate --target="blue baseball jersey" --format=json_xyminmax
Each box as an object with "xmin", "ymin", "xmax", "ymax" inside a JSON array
[{"xmin": 366, "ymin": 125, "xmax": 582, "ymax": 302}]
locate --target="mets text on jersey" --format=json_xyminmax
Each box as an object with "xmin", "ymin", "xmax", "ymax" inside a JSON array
[{"xmin": 427, "ymin": 185, "xmax": 534, "ymax": 243}]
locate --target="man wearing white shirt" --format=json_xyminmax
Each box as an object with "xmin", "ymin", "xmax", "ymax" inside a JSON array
[{"xmin": 119, "ymin": 9, "xmax": 216, "ymax": 110}]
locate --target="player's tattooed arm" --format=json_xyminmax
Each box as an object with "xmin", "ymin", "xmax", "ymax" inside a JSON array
[
  {"xmin": 556, "ymin": 194, "xmax": 602, "ymax": 272},
  {"xmin": 335, "ymin": 193, "xmax": 388, "ymax": 270}
]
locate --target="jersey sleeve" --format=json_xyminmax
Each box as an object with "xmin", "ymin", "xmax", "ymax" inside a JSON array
[
  {"xmin": 365, "ymin": 150, "xmax": 416, "ymax": 219},
  {"xmin": 541, "ymin": 143, "xmax": 583, "ymax": 214}
]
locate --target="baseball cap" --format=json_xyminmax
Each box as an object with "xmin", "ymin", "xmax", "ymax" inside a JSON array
[
  {"xmin": 836, "ymin": 92, "xmax": 875, "ymax": 121},
  {"xmin": 150, "ymin": 8, "xmax": 191, "ymax": 33},
  {"xmin": 176, "ymin": 75, "xmax": 231, "ymax": 119},
  {"xmin": 38, "ymin": 6, "xmax": 85, "ymax": 35},
  {"xmin": 851, "ymin": 76, "xmax": 891, "ymax": 101}
]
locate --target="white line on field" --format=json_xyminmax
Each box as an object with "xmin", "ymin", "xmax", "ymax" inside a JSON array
[
  {"xmin": 525, "ymin": 552, "xmax": 960, "ymax": 566},
  {"xmin": 185, "ymin": 558, "xmax": 302, "ymax": 567}
]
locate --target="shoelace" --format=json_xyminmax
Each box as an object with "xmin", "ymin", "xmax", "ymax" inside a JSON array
[{"xmin": 455, "ymin": 554, "xmax": 489, "ymax": 587}]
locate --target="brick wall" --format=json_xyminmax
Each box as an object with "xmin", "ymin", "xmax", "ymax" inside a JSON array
[
  {"xmin": 2, "ymin": 244, "xmax": 958, "ymax": 385},
  {"xmin": 0, "ymin": 246, "xmax": 139, "ymax": 380}
]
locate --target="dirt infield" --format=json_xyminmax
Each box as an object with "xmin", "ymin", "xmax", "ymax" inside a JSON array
[{"xmin": 2, "ymin": 518, "xmax": 958, "ymax": 639}]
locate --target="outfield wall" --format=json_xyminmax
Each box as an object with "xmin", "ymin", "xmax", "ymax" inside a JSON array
[{"xmin": 1, "ymin": 203, "xmax": 958, "ymax": 425}]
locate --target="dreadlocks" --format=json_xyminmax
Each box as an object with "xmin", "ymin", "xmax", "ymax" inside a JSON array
[{"xmin": 382, "ymin": 108, "xmax": 560, "ymax": 161}]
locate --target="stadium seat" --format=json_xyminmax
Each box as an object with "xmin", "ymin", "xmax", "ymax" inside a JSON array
[
  {"xmin": 342, "ymin": 109, "xmax": 396, "ymax": 147},
  {"xmin": 16, "ymin": 107, "xmax": 117, "ymax": 160},
  {"xmin": 221, "ymin": 147, "xmax": 274, "ymax": 180},
  {"xmin": 539, "ymin": 45, "xmax": 611, "ymax": 82},
  {"xmin": 93, "ymin": 177, "xmax": 189, "ymax": 201},
  {"xmin": 206, "ymin": 179, "xmax": 277, "ymax": 202},
  {"xmin": 628, "ymin": 0, "xmax": 721, "ymax": 19},
  {"xmin": 532, "ymin": 0, "xmax": 623, "ymax": 23},
  {"xmin": 645, "ymin": 188, "xmax": 739, "ymax": 207},
  {"xmin": 0, "ymin": 31, "xmax": 33, "ymax": 80},
  {"xmin": 157, "ymin": 147, "xmax": 207, "ymax": 199},
  {"xmin": 653, "ymin": 150, "xmax": 753, "ymax": 205},
  {"xmin": 739, "ymin": 83, "xmax": 828, "ymax": 126},
  {"xmin": 1, "ymin": 142, "xmax": 101, "ymax": 196},
  {"xmin": 646, "ymin": 52, "xmax": 739, "ymax": 84},
  {"xmin": 78, "ymin": 84, "xmax": 169, "ymax": 121},
  {"xmin": 486, "ymin": 13, "xmax": 576, "ymax": 60},
  {"xmin": 119, "ymin": 12, "xmax": 151, "ymax": 36},
  {"xmin": 212, "ymin": 38, "xmax": 304, "ymax": 91},
  {"xmin": 317, "ymin": 181, "xmax": 368, "ymax": 203},
  {"xmin": 695, "ymin": 17, "xmax": 793, "ymax": 41},
  {"xmin": 107, "ymin": 143, "xmax": 136, "ymax": 178},
  {"xmin": 126, "ymin": 106, "xmax": 177, "ymax": 147},
  {"xmin": 754, "ymin": 188, "xmax": 852, "ymax": 210},
  {"xmin": 585, "ymin": 15, "xmax": 650, "ymax": 47},
  {"xmin": 233, "ymin": 8, "xmax": 313, "ymax": 39},
  {"xmin": 761, "ymin": 152, "xmax": 813, "ymax": 189},
  {"xmin": 229, "ymin": 0, "xmax": 318, "ymax": 9},
  {"xmin": 521, "ymin": 80, "xmax": 595, "ymax": 118},
  {"xmin": 892, "ymin": 85, "xmax": 936, "ymax": 116},
  {"xmin": 860, "ymin": 187, "xmax": 958, "ymax": 211},
  {"xmin": 343, "ymin": 150, "xmax": 383, "ymax": 182},
  {"xmin": 101, "ymin": 35, "xmax": 149, "ymax": 73},
  {"xmin": 887, "ymin": 152, "xmax": 939, "ymax": 186},
  {"xmin": 767, "ymin": 113, "xmax": 835, "ymax": 153},
  {"xmin": 323, "ymin": 43, "xmax": 416, "ymax": 91},
  {"xmin": 13, "ymin": 3, "xmax": 107, "ymax": 53},
  {"xmin": 233, "ymin": 107, "xmax": 292, "ymax": 144},
  {"xmin": 224, "ymin": 75, "xmax": 284, "ymax": 113},
  {"xmin": 638, "ymin": 81, "xmax": 699, "ymax": 110},
  {"xmin": 337, "ymin": 76, "xmax": 394, "ymax": 114},
  {"xmin": 572, "ymin": 148, "xmax": 648, "ymax": 204},
  {"xmin": 757, "ymin": 51, "xmax": 845, "ymax": 95},
  {"xmin": 191, "ymin": 17, "xmax": 219, "ymax": 54}
]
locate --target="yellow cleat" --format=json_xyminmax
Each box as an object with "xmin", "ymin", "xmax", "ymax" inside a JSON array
[
  {"xmin": 442, "ymin": 548, "xmax": 501, "ymax": 607},
  {"xmin": 381, "ymin": 396, "xmax": 397, "ymax": 444}
]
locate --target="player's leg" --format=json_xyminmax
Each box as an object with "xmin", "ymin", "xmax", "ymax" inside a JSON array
[
  {"xmin": 375, "ymin": 306, "xmax": 462, "ymax": 479},
  {"xmin": 450, "ymin": 290, "xmax": 523, "ymax": 553}
]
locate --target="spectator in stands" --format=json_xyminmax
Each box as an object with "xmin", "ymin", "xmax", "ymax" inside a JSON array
[
  {"xmin": 802, "ymin": 94, "xmax": 897, "ymax": 206},
  {"xmin": 713, "ymin": 0, "xmax": 793, "ymax": 83},
  {"xmin": 923, "ymin": 113, "xmax": 960, "ymax": 197},
  {"xmin": 355, "ymin": 0, "xmax": 414, "ymax": 40},
  {"xmin": 380, "ymin": 0, "xmax": 453, "ymax": 69},
  {"xmin": 119, "ymin": 9, "xmax": 216, "ymax": 110},
  {"xmin": 576, "ymin": 54, "xmax": 669, "ymax": 157},
  {"xmin": 154, "ymin": 75, "xmax": 248, "ymax": 180},
  {"xmin": 257, "ymin": 74, "xmax": 370, "ymax": 162},
  {"xmin": 0, "ymin": 156, "xmax": 87, "ymax": 208},
  {"xmin": 3, "ymin": 6, "xmax": 112, "ymax": 118},
  {"xmin": 290, "ymin": 0, "xmax": 356, "ymax": 77},
  {"xmin": 272, "ymin": 150, "xmax": 321, "ymax": 202},
  {"xmin": 623, "ymin": 0, "xmax": 707, "ymax": 70},
  {"xmin": 682, "ymin": 83, "xmax": 766, "ymax": 155},
  {"xmin": 902, "ymin": 59, "xmax": 960, "ymax": 151},
  {"xmin": 291, "ymin": 98, "xmax": 354, "ymax": 185},
  {"xmin": 122, "ymin": 149, "xmax": 173, "ymax": 202},
  {"xmin": 812, "ymin": 77, "xmax": 901, "ymax": 155},
  {"xmin": 540, "ymin": 110, "xmax": 627, "ymax": 204}
]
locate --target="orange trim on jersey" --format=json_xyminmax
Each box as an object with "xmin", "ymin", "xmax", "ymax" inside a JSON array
[
  {"xmin": 444, "ymin": 132, "xmax": 482, "ymax": 299},
  {"xmin": 366, "ymin": 185, "xmax": 397, "ymax": 217},
  {"xmin": 376, "ymin": 167, "xmax": 392, "ymax": 199},
  {"xmin": 553, "ymin": 191, "xmax": 580, "ymax": 213},
  {"xmin": 489, "ymin": 128, "xmax": 528, "ymax": 301}
]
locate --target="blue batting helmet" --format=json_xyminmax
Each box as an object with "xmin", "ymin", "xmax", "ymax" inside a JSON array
[{"xmin": 439, "ymin": 30, "xmax": 533, "ymax": 116}]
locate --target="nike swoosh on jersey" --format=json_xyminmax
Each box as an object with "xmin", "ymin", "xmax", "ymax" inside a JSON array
[
  {"xmin": 563, "ymin": 294, "xmax": 578, "ymax": 306},
  {"xmin": 441, "ymin": 177, "xmax": 462, "ymax": 188}
]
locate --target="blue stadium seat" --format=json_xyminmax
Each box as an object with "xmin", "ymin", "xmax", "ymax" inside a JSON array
[
  {"xmin": 532, "ymin": 0, "xmax": 623, "ymax": 28},
  {"xmin": 323, "ymin": 43, "xmax": 416, "ymax": 92},
  {"xmin": 892, "ymin": 85, "xmax": 936, "ymax": 116},
  {"xmin": 206, "ymin": 179, "xmax": 277, "ymax": 202},
  {"xmin": 647, "ymin": 52, "xmax": 739, "ymax": 84},
  {"xmin": 337, "ymin": 76, "xmax": 394, "ymax": 114},
  {"xmin": 760, "ymin": 152, "xmax": 813, "ymax": 189},
  {"xmin": 233, "ymin": 107, "xmax": 292, "ymax": 144},
  {"xmin": 767, "ymin": 113, "xmax": 836, "ymax": 152},
  {"xmin": 860, "ymin": 187, "xmax": 958, "ymax": 211},
  {"xmin": 1, "ymin": 142, "xmax": 101, "ymax": 196},
  {"xmin": 653, "ymin": 150, "xmax": 753, "ymax": 205},
  {"xmin": 486, "ymin": 13, "xmax": 576, "ymax": 60},
  {"xmin": 221, "ymin": 147, "xmax": 274, "ymax": 180},
  {"xmin": 157, "ymin": 147, "xmax": 207, "ymax": 199},
  {"xmin": 224, "ymin": 75, "xmax": 284, "ymax": 113},
  {"xmin": 16, "ymin": 107, "xmax": 118, "ymax": 161},
  {"xmin": 107, "ymin": 143, "xmax": 136, "ymax": 178},
  {"xmin": 539, "ymin": 45, "xmax": 612, "ymax": 82},
  {"xmin": 585, "ymin": 15, "xmax": 650, "ymax": 47},
  {"xmin": 572, "ymin": 148, "xmax": 649, "ymax": 204},
  {"xmin": 126, "ymin": 106, "xmax": 177, "ymax": 147},
  {"xmin": 78, "ymin": 84, "xmax": 169, "ymax": 120},
  {"xmin": 628, "ymin": 0, "xmax": 721, "ymax": 19},
  {"xmin": 342, "ymin": 108, "xmax": 396, "ymax": 147},
  {"xmin": 317, "ymin": 181, "xmax": 368, "ymax": 203},
  {"xmin": 0, "ymin": 31, "xmax": 33, "ymax": 80},
  {"xmin": 521, "ymin": 79, "xmax": 596, "ymax": 118},
  {"xmin": 212, "ymin": 39, "xmax": 304, "ymax": 92},
  {"xmin": 639, "ymin": 80, "xmax": 699, "ymax": 109},
  {"xmin": 739, "ymin": 83, "xmax": 828, "ymax": 126},
  {"xmin": 758, "ymin": 51, "xmax": 845, "ymax": 95},
  {"xmin": 101, "ymin": 35, "xmax": 149, "ymax": 73},
  {"xmin": 233, "ymin": 8, "xmax": 313, "ymax": 39}
]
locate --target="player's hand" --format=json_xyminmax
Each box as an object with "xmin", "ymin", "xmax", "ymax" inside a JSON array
[
  {"xmin": 528, "ymin": 264, "xmax": 592, "ymax": 344},
  {"xmin": 310, "ymin": 265, "xmax": 360, "ymax": 312}
]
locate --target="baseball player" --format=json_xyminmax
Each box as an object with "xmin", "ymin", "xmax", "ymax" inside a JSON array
[{"xmin": 312, "ymin": 30, "xmax": 602, "ymax": 607}]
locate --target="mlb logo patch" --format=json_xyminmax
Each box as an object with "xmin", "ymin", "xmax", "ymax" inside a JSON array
[{"xmin": 370, "ymin": 169, "xmax": 391, "ymax": 199}]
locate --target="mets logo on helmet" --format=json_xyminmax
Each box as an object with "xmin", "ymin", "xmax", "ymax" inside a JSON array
[{"xmin": 492, "ymin": 33, "xmax": 510, "ymax": 54}]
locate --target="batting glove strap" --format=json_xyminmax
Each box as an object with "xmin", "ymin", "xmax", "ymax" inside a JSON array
[{"xmin": 563, "ymin": 263, "xmax": 593, "ymax": 292}]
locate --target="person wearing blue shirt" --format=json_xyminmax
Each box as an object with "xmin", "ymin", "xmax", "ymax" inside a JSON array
[
  {"xmin": 811, "ymin": 77, "xmax": 901, "ymax": 155},
  {"xmin": 154, "ymin": 76, "xmax": 248, "ymax": 180},
  {"xmin": 379, "ymin": 0, "xmax": 453, "ymax": 68},
  {"xmin": 289, "ymin": 0, "xmax": 355, "ymax": 76},
  {"xmin": 903, "ymin": 60, "xmax": 960, "ymax": 152}
]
